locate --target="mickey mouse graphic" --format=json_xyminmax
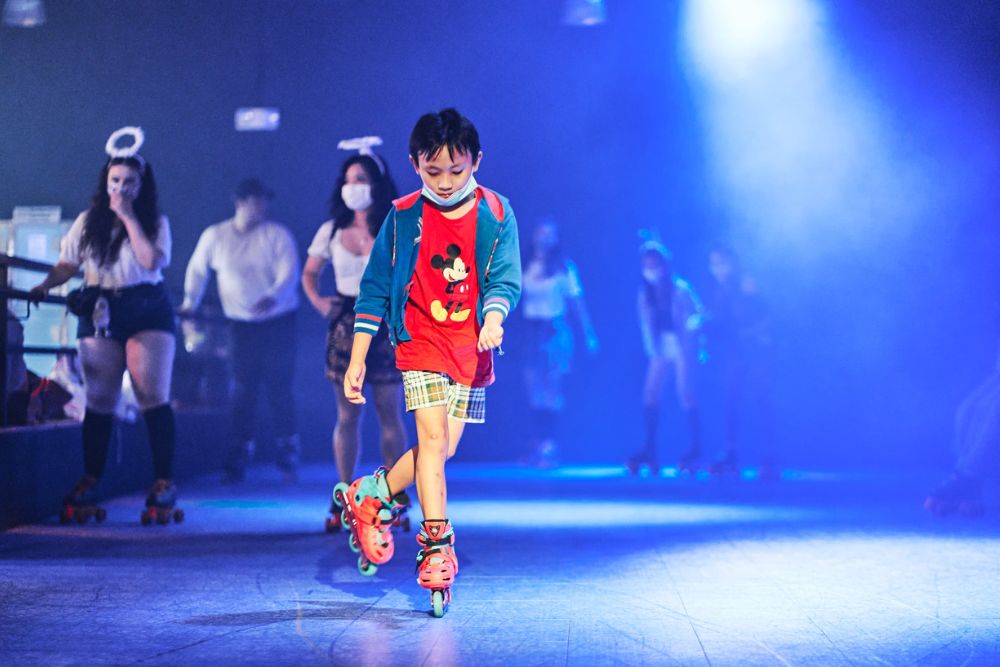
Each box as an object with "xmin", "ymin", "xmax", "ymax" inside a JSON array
[{"xmin": 430, "ymin": 243, "xmax": 473, "ymax": 322}]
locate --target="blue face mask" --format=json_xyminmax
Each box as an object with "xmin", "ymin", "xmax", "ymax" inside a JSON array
[{"xmin": 422, "ymin": 175, "xmax": 478, "ymax": 208}]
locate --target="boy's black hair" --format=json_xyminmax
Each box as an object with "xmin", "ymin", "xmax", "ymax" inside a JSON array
[{"xmin": 409, "ymin": 108, "xmax": 481, "ymax": 162}]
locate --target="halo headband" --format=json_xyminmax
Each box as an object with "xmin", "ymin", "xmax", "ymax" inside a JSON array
[
  {"xmin": 105, "ymin": 126, "xmax": 146, "ymax": 172},
  {"xmin": 637, "ymin": 228, "xmax": 671, "ymax": 260},
  {"xmin": 338, "ymin": 135, "xmax": 385, "ymax": 175}
]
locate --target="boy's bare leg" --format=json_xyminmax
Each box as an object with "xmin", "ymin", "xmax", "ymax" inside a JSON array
[
  {"xmin": 405, "ymin": 405, "xmax": 449, "ymax": 520},
  {"xmin": 386, "ymin": 417, "xmax": 466, "ymax": 498}
]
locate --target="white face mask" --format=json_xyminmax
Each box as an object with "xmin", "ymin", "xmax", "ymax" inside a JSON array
[
  {"xmin": 341, "ymin": 183, "xmax": 373, "ymax": 211},
  {"xmin": 421, "ymin": 175, "xmax": 478, "ymax": 208}
]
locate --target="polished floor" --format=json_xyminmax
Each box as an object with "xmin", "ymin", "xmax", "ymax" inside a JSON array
[{"xmin": 1, "ymin": 463, "xmax": 998, "ymax": 666}]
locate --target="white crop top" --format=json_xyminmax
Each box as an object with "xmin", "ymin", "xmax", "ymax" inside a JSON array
[
  {"xmin": 306, "ymin": 221, "xmax": 370, "ymax": 298},
  {"xmin": 59, "ymin": 211, "xmax": 171, "ymax": 288},
  {"xmin": 522, "ymin": 258, "xmax": 584, "ymax": 320}
]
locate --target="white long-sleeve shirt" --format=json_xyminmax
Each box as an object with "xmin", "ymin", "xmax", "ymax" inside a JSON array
[{"xmin": 182, "ymin": 219, "xmax": 300, "ymax": 322}]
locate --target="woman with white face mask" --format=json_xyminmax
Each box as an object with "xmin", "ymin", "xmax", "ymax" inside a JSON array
[
  {"xmin": 627, "ymin": 241, "xmax": 705, "ymax": 476},
  {"xmin": 301, "ymin": 152, "xmax": 410, "ymax": 532}
]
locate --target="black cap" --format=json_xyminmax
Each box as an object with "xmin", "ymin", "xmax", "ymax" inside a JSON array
[{"xmin": 234, "ymin": 177, "xmax": 274, "ymax": 200}]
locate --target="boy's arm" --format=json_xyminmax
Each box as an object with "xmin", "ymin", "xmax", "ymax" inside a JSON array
[
  {"xmin": 352, "ymin": 209, "xmax": 395, "ymax": 336},
  {"xmin": 482, "ymin": 207, "xmax": 522, "ymax": 322},
  {"xmin": 344, "ymin": 332, "xmax": 373, "ymax": 405}
]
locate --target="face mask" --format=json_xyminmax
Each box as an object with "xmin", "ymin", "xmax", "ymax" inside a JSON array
[
  {"xmin": 341, "ymin": 183, "xmax": 373, "ymax": 211},
  {"xmin": 642, "ymin": 269, "xmax": 663, "ymax": 284},
  {"xmin": 107, "ymin": 182, "xmax": 139, "ymax": 199},
  {"xmin": 421, "ymin": 175, "xmax": 478, "ymax": 208}
]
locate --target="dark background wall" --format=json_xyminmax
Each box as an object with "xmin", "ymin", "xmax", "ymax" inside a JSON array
[{"xmin": 2, "ymin": 1, "xmax": 999, "ymax": 470}]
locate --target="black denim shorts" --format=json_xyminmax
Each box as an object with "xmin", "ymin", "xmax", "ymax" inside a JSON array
[{"xmin": 76, "ymin": 282, "xmax": 176, "ymax": 343}]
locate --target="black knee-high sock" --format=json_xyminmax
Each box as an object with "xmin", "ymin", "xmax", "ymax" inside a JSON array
[
  {"xmin": 82, "ymin": 410, "xmax": 114, "ymax": 479},
  {"xmin": 144, "ymin": 404, "xmax": 176, "ymax": 480},
  {"xmin": 643, "ymin": 404, "xmax": 658, "ymax": 456}
]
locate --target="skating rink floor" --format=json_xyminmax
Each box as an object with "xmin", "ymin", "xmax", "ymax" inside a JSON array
[{"xmin": 2, "ymin": 463, "xmax": 999, "ymax": 666}]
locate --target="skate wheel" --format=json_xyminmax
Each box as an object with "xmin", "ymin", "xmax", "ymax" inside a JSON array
[
  {"xmin": 95, "ymin": 508, "xmax": 107, "ymax": 523},
  {"xmin": 358, "ymin": 557, "xmax": 377, "ymax": 577},
  {"xmin": 348, "ymin": 533, "xmax": 360, "ymax": 553},
  {"xmin": 141, "ymin": 510, "xmax": 152, "ymax": 526},
  {"xmin": 59, "ymin": 509, "xmax": 72, "ymax": 524},
  {"xmin": 431, "ymin": 590, "xmax": 445, "ymax": 618},
  {"xmin": 156, "ymin": 511, "xmax": 170, "ymax": 525},
  {"xmin": 341, "ymin": 510, "xmax": 350, "ymax": 525},
  {"xmin": 75, "ymin": 510, "xmax": 89, "ymax": 525},
  {"xmin": 173, "ymin": 509, "xmax": 185, "ymax": 524}
]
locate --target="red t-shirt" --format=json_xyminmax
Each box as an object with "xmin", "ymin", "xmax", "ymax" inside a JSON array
[{"xmin": 395, "ymin": 196, "xmax": 494, "ymax": 387}]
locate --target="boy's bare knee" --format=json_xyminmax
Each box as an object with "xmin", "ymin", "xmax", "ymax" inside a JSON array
[{"xmin": 419, "ymin": 428, "xmax": 449, "ymax": 457}]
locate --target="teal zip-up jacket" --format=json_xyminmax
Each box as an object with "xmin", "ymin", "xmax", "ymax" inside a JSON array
[{"xmin": 353, "ymin": 186, "xmax": 522, "ymax": 345}]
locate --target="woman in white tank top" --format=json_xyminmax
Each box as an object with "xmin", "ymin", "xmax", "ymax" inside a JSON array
[
  {"xmin": 301, "ymin": 152, "xmax": 410, "ymax": 531},
  {"xmin": 521, "ymin": 219, "xmax": 599, "ymax": 467}
]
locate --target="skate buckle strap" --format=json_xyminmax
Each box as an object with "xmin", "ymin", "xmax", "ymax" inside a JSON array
[{"xmin": 415, "ymin": 543, "xmax": 455, "ymax": 572}]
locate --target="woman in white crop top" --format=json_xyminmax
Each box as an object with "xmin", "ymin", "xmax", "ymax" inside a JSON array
[
  {"xmin": 302, "ymin": 152, "xmax": 409, "ymax": 530},
  {"xmin": 521, "ymin": 220, "xmax": 599, "ymax": 467},
  {"xmin": 30, "ymin": 144, "xmax": 181, "ymax": 524}
]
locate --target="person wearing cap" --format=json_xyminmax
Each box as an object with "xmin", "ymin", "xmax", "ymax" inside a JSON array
[
  {"xmin": 181, "ymin": 178, "xmax": 302, "ymax": 483},
  {"xmin": 301, "ymin": 144, "xmax": 410, "ymax": 530}
]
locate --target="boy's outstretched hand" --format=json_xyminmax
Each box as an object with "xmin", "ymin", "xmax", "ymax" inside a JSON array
[
  {"xmin": 478, "ymin": 314, "xmax": 504, "ymax": 352},
  {"xmin": 344, "ymin": 361, "xmax": 367, "ymax": 404}
]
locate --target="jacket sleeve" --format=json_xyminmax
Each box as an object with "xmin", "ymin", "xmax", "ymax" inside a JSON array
[
  {"xmin": 482, "ymin": 206, "xmax": 522, "ymax": 321},
  {"xmin": 353, "ymin": 208, "xmax": 395, "ymax": 335}
]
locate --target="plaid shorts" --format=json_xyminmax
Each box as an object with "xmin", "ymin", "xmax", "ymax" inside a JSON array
[{"xmin": 401, "ymin": 370, "xmax": 486, "ymax": 423}]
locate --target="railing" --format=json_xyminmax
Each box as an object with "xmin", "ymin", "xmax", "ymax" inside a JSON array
[{"xmin": 0, "ymin": 255, "xmax": 77, "ymax": 427}]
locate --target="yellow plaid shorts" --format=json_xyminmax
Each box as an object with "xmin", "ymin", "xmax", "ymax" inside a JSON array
[{"xmin": 401, "ymin": 370, "xmax": 486, "ymax": 423}]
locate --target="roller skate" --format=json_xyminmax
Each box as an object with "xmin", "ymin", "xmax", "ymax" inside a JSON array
[
  {"xmin": 677, "ymin": 448, "xmax": 702, "ymax": 477},
  {"xmin": 392, "ymin": 491, "xmax": 412, "ymax": 532},
  {"xmin": 416, "ymin": 519, "xmax": 458, "ymax": 618},
  {"xmin": 924, "ymin": 472, "xmax": 985, "ymax": 517},
  {"xmin": 141, "ymin": 479, "xmax": 185, "ymax": 526},
  {"xmin": 708, "ymin": 449, "xmax": 739, "ymax": 477},
  {"xmin": 625, "ymin": 451, "xmax": 659, "ymax": 476},
  {"xmin": 60, "ymin": 475, "xmax": 107, "ymax": 524},
  {"xmin": 325, "ymin": 493, "xmax": 343, "ymax": 533},
  {"xmin": 333, "ymin": 467, "xmax": 397, "ymax": 575}
]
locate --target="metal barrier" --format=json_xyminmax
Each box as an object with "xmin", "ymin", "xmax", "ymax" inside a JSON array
[{"xmin": 0, "ymin": 254, "xmax": 77, "ymax": 427}]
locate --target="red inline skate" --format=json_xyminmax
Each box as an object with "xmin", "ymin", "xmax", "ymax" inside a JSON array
[
  {"xmin": 333, "ymin": 467, "xmax": 398, "ymax": 575},
  {"xmin": 416, "ymin": 519, "xmax": 458, "ymax": 618}
]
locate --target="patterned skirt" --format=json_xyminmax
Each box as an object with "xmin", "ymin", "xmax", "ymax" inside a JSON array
[{"xmin": 326, "ymin": 298, "xmax": 400, "ymax": 385}]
